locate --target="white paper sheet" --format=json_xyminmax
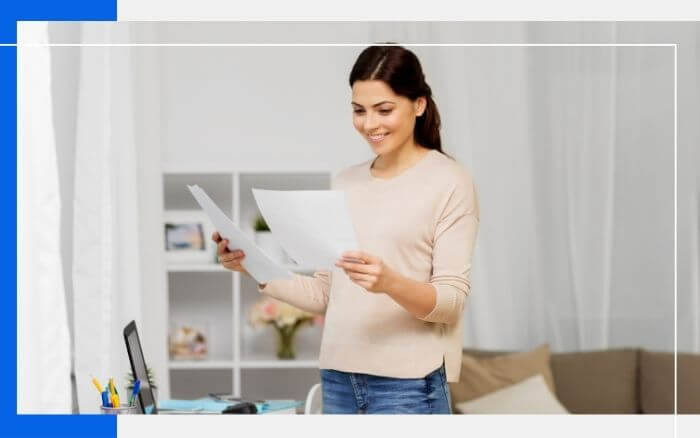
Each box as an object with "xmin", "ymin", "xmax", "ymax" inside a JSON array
[
  {"xmin": 252, "ymin": 189, "xmax": 359, "ymax": 270},
  {"xmin": 187, "ymin": 185, "xmax": 292, "ymax": 284}
]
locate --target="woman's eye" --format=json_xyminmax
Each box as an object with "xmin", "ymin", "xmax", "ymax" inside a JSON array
[
  {"xmin": 353, "ymin": 109, "xmax": 365, "ymax": 114},
  {"xmin": 379, "ymin": 109, "xmax": 392, "ymax": 115}
]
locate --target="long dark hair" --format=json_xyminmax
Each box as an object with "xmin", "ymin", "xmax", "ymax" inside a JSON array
[{"xmin": 349, "ymin": 44, "xmax": 443, "ymax": 153}]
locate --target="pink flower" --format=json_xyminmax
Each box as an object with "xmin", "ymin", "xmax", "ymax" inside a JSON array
[{"xmin": 263, "ymin": 301, "xmax": 279, "ymax": 318}]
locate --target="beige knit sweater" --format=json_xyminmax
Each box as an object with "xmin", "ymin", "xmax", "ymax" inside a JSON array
[{"xmin": 258, "ymin": 149, "xmax": 480, "ymax": 382}]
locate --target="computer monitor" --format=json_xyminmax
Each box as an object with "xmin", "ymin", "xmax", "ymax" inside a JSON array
[{"xmin": 123, "ymin": 320, "xmax": 158, "ymax": 414}]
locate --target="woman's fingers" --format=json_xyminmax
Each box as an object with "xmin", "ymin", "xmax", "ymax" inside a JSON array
[
  {"xmin": 335, "ymin": 260, "xmax": 377, "ymax": 275},
  {"xmin": 212, "ymin": 231, "xmax": 221, "ymax": 243},
  {"xmin": 347, "ymin": 271, "xmax": 374, "ymax": 283},
  {"xmin": 218, "ymin": 252, "xmax": 244, "ymax": 263},
  {"xmin": 217, "ymin": 239, "xmax": 231, "ymax": 256},
  {"xmin": 220, "ymin": 254, "xmax": 245, "ymax": 271},
  {"xmin": 341, "ymin": 251, "xmax": 380, "ymax": 265}
]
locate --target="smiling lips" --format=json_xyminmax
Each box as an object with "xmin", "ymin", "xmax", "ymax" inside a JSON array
[{"xmin": 368, "ymin": 133, "xmax": 389, "ymax": 144}]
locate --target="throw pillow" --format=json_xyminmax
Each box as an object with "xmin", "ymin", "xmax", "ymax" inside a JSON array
[
  {"xmin": 550, "ymin": 348, "xmax": 639, "ymax": 413},
  {"xmin": 449, "ymin": 344, "xmax": 557, "ymax": 406},
  {"xmin": 455, "ymin": 374, "xmax": 569, "ymax": 414},
  {"xmin": 642, "ymin": 350, "xmax": 700, "ymax": 414}
]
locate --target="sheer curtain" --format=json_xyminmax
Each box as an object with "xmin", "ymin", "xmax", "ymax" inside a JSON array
[
  {"xmin": 17, "ymin": 21, "xmax": 72, "ymax": 414},
  {"xmin": 71, "ymin": 23, "xmax": 144, "ymax": 413}
]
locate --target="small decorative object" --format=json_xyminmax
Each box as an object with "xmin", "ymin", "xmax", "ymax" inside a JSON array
[
  {"xmin": 169, "ymin": 324, "xmax": 209, "ymax": 360},
  {"xmin": 253, "ymin": 213, "xmax": 289, "ymax": 264},
  {"xmin": 125, "ymin": 367, "xmax": 158, "ymax": 401},
  {"xmin": 164, "ymin": 210, "xmax": 216, "ymax": 263},
  {"xmin": 248, "ymin": 296, "xmax": 323, "ymax": 359}
]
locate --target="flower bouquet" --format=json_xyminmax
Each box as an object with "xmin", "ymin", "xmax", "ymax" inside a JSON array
[{"xmin": 248, "ymin": 296, "xmax": 323, "ymax": 359}]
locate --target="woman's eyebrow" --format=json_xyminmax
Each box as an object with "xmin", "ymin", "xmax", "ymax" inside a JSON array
[{"xmin": 351, "ymin": 100, "xmax": 396, "ymax": 108}]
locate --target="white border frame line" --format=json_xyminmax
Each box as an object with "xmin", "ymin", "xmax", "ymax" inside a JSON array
[{"xmin": 4, "ymin": 43, "xmax": 679, "ymax": 47}]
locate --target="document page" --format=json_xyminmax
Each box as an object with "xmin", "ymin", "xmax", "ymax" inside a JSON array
[
  {"xmin": 188, "ymin": 185, "xmax": 292, "ymax": 284},
  {"xmin": 252, "ymin": 189, "xmax": 359, "ymax": 270}
]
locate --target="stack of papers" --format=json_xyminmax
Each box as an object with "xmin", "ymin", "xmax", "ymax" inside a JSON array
[
  {"xmin": 188, "ymin": 185, "xmax": 359, "ymax": 284},
  {"xmin": 188, "ymin": 184, "xmax": 292, "ymax": 283},
  {"xmin": 252, "ymin": 188, "xmax": 358, "ymax": 270}
]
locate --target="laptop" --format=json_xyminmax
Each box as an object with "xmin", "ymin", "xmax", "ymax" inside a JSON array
[{"xmin": 123, "ymin": 321, "xmax": 160, "ymax": 414}]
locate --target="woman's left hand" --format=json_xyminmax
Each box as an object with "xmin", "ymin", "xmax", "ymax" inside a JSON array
[{"xmin": 335, "ymin": 251, "xmax": 396, "ymax": 293}]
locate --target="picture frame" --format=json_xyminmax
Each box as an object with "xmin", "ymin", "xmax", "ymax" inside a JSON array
[{"xmin": 163, "ymin": 210, "xmax": 216, "ymax": 263}]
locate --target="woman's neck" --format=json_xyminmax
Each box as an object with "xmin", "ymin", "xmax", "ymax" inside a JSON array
[{"xmin": 372, "ymin": 142, "xmax": 429, "ymax": 177}]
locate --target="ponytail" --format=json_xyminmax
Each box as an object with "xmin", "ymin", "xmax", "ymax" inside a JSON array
[{"xmin": 415, "ymin": 93, "xmax": 441, "ymax": 152}]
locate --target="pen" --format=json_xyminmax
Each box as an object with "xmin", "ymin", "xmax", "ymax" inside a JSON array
[
  {"xmin": 129, "ymin": 379, "xmax": 141, "ymax": 407},
  {"xmin": 91, "ymin": 376, "xmax": 103, "ymax": 393},
  {"xmin": 101, "ymin": 390, "xmax": 110, "ymax": 407},
  {"xmin": 108, "ymin": 378, "xmax": 119, "ymax": 396}
]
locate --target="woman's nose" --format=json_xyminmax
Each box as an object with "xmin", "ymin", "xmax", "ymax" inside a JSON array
[{"xmin": 363, "ymin": 112, "xmax": 380, "ymax": 132}]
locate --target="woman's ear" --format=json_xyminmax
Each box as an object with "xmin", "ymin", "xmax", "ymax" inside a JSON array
[{"xmin": 415, "ymin": 96, "xmax": 427, "ymax": 117}]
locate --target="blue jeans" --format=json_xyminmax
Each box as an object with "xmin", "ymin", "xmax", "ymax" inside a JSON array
[{"xmin": 320, "ymin": 363, "xmax": 452, "ymax": 414}]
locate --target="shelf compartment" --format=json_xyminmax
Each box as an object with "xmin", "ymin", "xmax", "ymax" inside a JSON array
[
  {"xmin": 169, "ymin": 369, "xmax": 232, "ymax": 400},
  {"xmin": 239, "ymin": 275, "xmax": 323, "ymax": 362},
  {"xmin": 168, "ymin": 272, "xmax": 233, "ymax": 363}
]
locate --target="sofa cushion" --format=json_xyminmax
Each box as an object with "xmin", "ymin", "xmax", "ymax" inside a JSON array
[
  {"xmin": 450, "ymin": 344, "xmax": 557, "ymax": 408},
  {"xmin": 678, "ymin": 352, "xmax": 700, "ymax": 413},
  {"xmin": 455, "ymin": 374, "xmax": 569, "ymax": 414},
  {"xmin": 550, "ymin": 348, "xmax": 639, "ymax": 413},
  {"xmin": 639, "ymin": 350, "xmax": 673, "ymax": 413}
]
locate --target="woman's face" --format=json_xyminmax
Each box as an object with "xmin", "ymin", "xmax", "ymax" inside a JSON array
[{"xmin": 351, "ymin": 80, "xmax": 425, "ymax": 156}]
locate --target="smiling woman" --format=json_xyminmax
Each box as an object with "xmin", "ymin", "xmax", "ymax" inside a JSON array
[{"xmin": 213, "ymin": 44, "xmax": 480, "ymax": 414}]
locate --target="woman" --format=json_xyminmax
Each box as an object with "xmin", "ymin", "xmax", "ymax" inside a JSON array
[{"xmin": 213, "ymin": 45, "xmax": 480, "ymax": 414}]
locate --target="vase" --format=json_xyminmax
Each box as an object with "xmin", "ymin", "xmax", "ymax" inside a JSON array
[{"xmin": 275, "ymin": 325, "xmax": 297, "ymax": 360}]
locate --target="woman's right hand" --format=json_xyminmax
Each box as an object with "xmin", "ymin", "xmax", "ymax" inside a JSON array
[{"xmin": 212, "ymin": 231, "xmax": 249, "ymax": 275}]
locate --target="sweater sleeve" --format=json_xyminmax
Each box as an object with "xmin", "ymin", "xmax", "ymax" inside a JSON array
[
  {"xmin": 258, "ymin": 271, "xmax": 331, "ymax": 315},
  {"xmin": 419, "ymin": 172, "xmax": 480, "ymax": 324}
]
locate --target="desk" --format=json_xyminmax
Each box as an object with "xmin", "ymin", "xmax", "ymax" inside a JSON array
[{"xmin": 158, "ymin": 398, "xmax": 301, "ymax": 414}]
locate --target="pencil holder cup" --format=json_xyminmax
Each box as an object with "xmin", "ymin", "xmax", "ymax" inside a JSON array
[{"xmin": 100, "ymin": 405, "xmax": 140, "ymax": 415}]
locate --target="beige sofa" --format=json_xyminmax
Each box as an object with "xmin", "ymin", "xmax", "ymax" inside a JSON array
[{"xmin": 451, "ymin": 347, "xmax": 700, "ymax": 414}]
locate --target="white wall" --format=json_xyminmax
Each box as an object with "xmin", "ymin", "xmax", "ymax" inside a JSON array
[{"xmin": 158, "ymin": 45, "xmax": 369, "ymax": 171}]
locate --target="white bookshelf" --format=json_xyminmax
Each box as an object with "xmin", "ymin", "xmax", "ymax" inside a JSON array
[{"xmin": 162, "ymin": 169, "xmax": 330, "ymax": 402}]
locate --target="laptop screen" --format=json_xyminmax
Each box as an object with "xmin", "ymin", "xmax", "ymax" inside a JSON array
[{"xmin": 124, "ymin": 321, "xmax": 158, "ymax": 414}]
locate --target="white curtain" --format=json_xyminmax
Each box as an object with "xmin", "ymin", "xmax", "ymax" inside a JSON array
[
  {"xmin": 457, "ymin": 24, "xmax": 679, "ymax": 353},
  {"xmin": 17, "ymin": 21, "xmax": 73, "ymax": 414},
  {"xmin": 524, "ymin": 42, "xmax": 621, "ymax": 351},
  {"xmin": 72, "ymin": 23, "xmax": 144, "ymax": 413}
]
